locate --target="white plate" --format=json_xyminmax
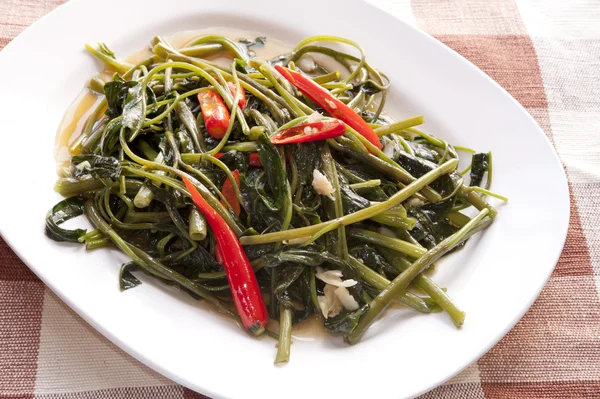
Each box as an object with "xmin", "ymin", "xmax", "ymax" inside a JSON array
[{"xmin": 0, "ymin": 0, "xmax": 569, "ymax": 398}]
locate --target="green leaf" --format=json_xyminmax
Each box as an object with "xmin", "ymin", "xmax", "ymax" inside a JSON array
[
  {"xmin": 325, "ymin": 304, "xmax": 369, "ymax": 335},
  {"xmin": 349, "ymin": 244, "xmax": 398, "ymax": 277},
  {"xmin": 233, "ymin": 58, "xmax": 247, "ymax": 73},
  {"xmin": 218, "ymin": 151, "xmax": 249, "ymax": 173},
  {"xmin": 104, "ymin": 76, "xmax": 135, "ymax": 118},
  {"xmin": 122, "ymin": 83, "xmax": 144, "ymax": 131},
  {"xmin": 273, "ymin": 265, "xmax": 306, "ymax": 299},
  {"xmin": 71, "ymin": 154, "xmax": 121, "ymax": 180},
  {"xmin": 119, "ymin": 262, "xmax": 142, "ymax": 291},
  {"xmin": 45, "ymin": 197, "xmax": 87, "ymax": 243},
  {"xmin": 257, "ymin": 133, "xmax": 289, "ymax": 211},
  {"xmin": 469, "ymin": 153, "xmax": 489, "ymax": 187},
  {"xmin": 340, "ymin": 185, "xmax": 370, "ymax": 215},
  {"xmin": 406, "ymin": 198, "xmax": 460, "ymax": 249},
  {"xmin": 293, "ymin": 142, "xmax": 322, "ymax": 186},
  {"xmin": 240, "ymin": 170, "xmax": 282, "ymax": 232}
]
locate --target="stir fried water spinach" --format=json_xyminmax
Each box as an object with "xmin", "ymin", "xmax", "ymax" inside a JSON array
[{"xmin": 47, "ymin": 34, "xmax": 505, "ymax": 363}]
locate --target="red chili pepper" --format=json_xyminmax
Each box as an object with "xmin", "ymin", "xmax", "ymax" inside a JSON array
[
  {"xmin": 214, "ymin": 152, "xmax": 225, "ymax": 158},
  {"xmin": 274, "ymin": 66, "xmax": 382, "ymax": 150},
  {"xmin": 197, "ymin": 91, "xmax": 230, "ymax": 139},
  {"xmin": 220, "ymin": 170, "xmax": 241, "ymax": 216},
  {"xmin": 249, "ymin": 153, "xmax": 262, "ymax": 167},
  {"xmin": 270, "ymin": 119, "xmax": 345, "ymax": 145},
  {"xmin": 227, "ymin": 82, "xmax": 247, "ymax": 109},
  {"xmin": 182, "ymin": 176, "xmax": 267, "ymax": 335}
]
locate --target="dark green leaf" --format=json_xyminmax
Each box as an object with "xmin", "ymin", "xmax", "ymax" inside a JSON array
[
  {"xmin": 240, "ymin": 170, "xmax": 282, "ymax": 232},
  {"xmin": 394, "ymin": 151, "xmax": 436, "ymax": 179},
  {"xmin": 340, "ymin": 185, "xmax": 370, "ymax": 215},
  {"xmin": 406, "ymin": 199, "xmax": 460, "ymax": 249},
  {"xmin": 325, "ymin": 304, "xmax": 369, "ymax": 335},
  {"xmin": 409, "ymin": 142, "xmax": 441, "ymax": 163},
  {"xmin": 293, "ymin": 142, "xmax": 323, "ymax": 186},
  {"xmin": 273, "ymin": 265, "xmax": 306, "ymax": 299},
  {"xmin": 104, "ymin": 76, "xmax": 136, "ymax": 118},
  {"xmin": 45, "ymin": 197, "xmax": 87, "ymax": 243},
  {"xmin": 218, "ymin": 151, "xmax": 248, "ymax": 173},
  {"xmin": 122, "ymin": 83, "xmax": 144, "ymax": 131},
  {"xmin": 119, "ymin": 262, "xmax": 142, "ymax": 291},
  {"xmin": 71, "ymin": 154, "xmax": 121, "ymax": 179},
  {"xmin": 469, "ymin": 153, "xmax": 489, "ymax": 187},
  {"xmin": 350, "ymin": 244, "xmax": 398, "ymax": 277},
  {"xmin": 257, "ymin": 133, "xmax": 289, "ymax": 211}
]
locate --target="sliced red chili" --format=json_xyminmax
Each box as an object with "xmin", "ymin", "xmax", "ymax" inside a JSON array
[
  {"xmin": 227, "ymin": 82, "xmax": 247, "ymax": 109},
  {"xmin": 182, "ymin": 176, "xmax": 267, "ymax": 335},
  {"xmin": 249, "ymin": 153, "xmax": 262, "ymax": 167},
  {"xmin": 197, "ymin": 90, "xmax": 230, "ymax": 139},
  {"xmin": 274, "ymin": 66, "xmax": 382, "ymax": 150},
  {"xmin": 220, "ymin": 170, "xmax": 241, "ymax": 216},
  {"xmin": 270, "ymin": 119, "xmax": 345, "ymax": 145}
]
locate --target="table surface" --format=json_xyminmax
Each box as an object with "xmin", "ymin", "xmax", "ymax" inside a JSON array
[{"xmin": 1, "ymin": 0, "xmax": 599, "ymax": 398}]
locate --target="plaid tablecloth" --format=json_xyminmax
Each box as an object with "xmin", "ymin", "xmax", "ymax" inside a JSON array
[{"xmin": 1, "ymin": 0, "xmax": 599, "ymax": 397}]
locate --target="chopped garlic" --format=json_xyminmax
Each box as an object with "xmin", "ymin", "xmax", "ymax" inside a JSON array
[
  {"xmin": 304, "ymin": 126, "xmax": 312, "ymax": 134},
  {"xmin": 406, "ymin": 197, "xmax": 426, "ymax": 207},
  {"xmin": 318, "ymin": 284, "xmax": 343, "ymax": 319},
  {"xmin": 312, "ymin": 169, "xmax": 335, "ymax": 199},
  {"xmin": 315, "ymin": 267, "xmax": 357, "ymax": 288},
  {"xmin": 383, "ymin": 140, "xmax": 396, "ymax": 158},
  {"xmin": 334, "ymin": 286, "xmax": 359, "ymax": 311},
  {"xmin": 297, "ymin": 56, "xmax": 316, "ymax": 72},
  {"xmin": 75, "ymin": 161, "xmax": 91, "ymax": 171},
  {"xmin": 306, "ymin": 111, "xmax": 323, "ymax": 123},
  {"xmin": 315, "ymin": 267, "xmax": 359, "ymax": 318},
  {"xmin": 325, "ymin": 99, "xmax": 337, "ymax": 109}
]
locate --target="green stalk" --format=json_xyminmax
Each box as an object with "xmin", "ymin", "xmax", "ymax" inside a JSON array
[
  {"xmin": 84, "ymin": 200, "xmax": 236, "ymax": 318},
  {"xmin": 275, "ymin": 306, "xmax": 293, "ymax": 364},
  {"xmin": 349, "ymin": 180, "xmax": 380, "ymax": 189},
  {"xmin": 375, "ymin": 116, "xmax": 424, "ymax": 137},
  {"xmin": 239, "ymin": 159, "xmax": 458, "ymax": 245},
  {"xmin": 347, "ymin": 228, "xmax": 426, "ymax": 258},
  {"xmin": 313, "ymin": 71, "xmax": 340, "ymax": 84},
  {"xmin": 348, "ymin": 257, "xmax": 432, "ymax": 313},
  {"xmin": 370, "ymin": 214, "xmax": 417, "ymax": 230},
  {"xmin": 461, "ymin": 189, "xmax": 498, "ymax": 218},
  {"xmin": 321, "ymin": 144, "xmax": 348, "ymax": 259},
  {"xmin": 346, "ymin": 209, "xmax": 491, "ymax": 344},
  {"xmin": 188, "ymin": 208, "xmax": 207, "ymax": 241},
  {"xmin": 328, "ymin": 135, "xmax": 441, "ymax": 202},
  {"xmin": 375, "ymin": 243, "xmax": 465, "ymax": 328},
  {"xmin": 54, "ymin": 177, "xmax": 104, "ymax": 197},
  {"xmin": 84, "ymin": 43, "xmax": 132, "ymax": 75}
]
